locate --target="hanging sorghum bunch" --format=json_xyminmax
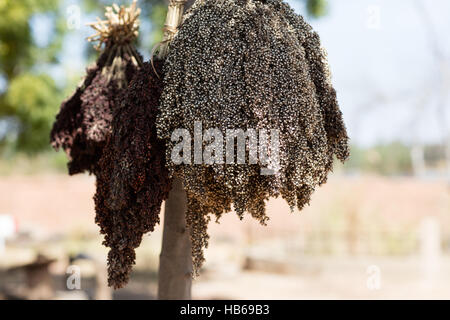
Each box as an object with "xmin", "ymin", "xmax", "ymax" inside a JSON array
[
  {"xmin": 94, "ymin": 60, "xmax": 172, "ymax": 289},
  {"xmin": 50, "ymin": 0, "xmax": 143, "ymax": 174},
  {"xmin": 92, "ymin": 0, "xmax": 191, "ymax": 289},
  {"xmin": 156, "ymin": 0, "xmax": 350, "ymax": 272}
]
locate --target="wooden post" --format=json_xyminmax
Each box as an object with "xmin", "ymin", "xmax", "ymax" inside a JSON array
[
  {"xmin": 157, "ymin": 178, "xmax": 193, "ymax": 300},
  {"xmin": 156, "ymin": 0, "xmax": 196, "ymax": 301}
]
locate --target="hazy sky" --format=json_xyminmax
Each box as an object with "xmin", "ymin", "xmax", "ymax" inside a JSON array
[
  {"xmin": 32, "ymin": 0, "xmax": 450, "ymax": 147},
  {"xmin": 289, "ymin": 0, "xmax": 450, "ymax": 147}
]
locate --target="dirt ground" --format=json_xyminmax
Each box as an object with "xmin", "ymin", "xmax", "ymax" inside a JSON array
[
  {"xmin": 1, "ymin": 173, "xmax": 448, "ymax": 235},
  {"xmin": 0, "ymin": 173, "xmax": 449, "ymax": 299}
]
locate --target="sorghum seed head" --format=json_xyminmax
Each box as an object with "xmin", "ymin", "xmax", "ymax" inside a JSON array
[{"xmin": 157, "ymin": 0, "xmax": 350, "ymax": 274}]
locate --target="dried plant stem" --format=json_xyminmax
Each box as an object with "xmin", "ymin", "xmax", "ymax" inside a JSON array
[{"xmin": 155, "ymin": 0, "xmax": 187, "ymax": 60}]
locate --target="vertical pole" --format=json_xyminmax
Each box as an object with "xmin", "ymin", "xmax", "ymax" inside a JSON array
[
  {"xmin": 156, "ymin": 0, "xmax": 196, "ymax": 300},
  {"xmin": 157, "ymin": 178, "xmax": 192, "ymax": 300},
  {"xmin": 419, "ymin": 217, "xmax": 441, "ymax": 288}
]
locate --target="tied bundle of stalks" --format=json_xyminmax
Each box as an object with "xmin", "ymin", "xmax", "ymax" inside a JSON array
[
  {"xmin": 94, "ymin": 60, "xmax": 172, "ymax": 289},
  {"xmin": 50, "ymin": 0, "xmax": 143, "ymax": 175},
  {"xmin": 157, "ymin": 0, "xmax": 350, "ymax": 272}
]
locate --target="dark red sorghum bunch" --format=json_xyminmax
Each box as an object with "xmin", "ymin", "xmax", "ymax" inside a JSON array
[
  {"xmin": 50, "ymin": 2, "xmax": 143, "ymax": 174},
  {"xmin": 94, "ymin": 60, "xmax": 172, "ymax": 289}
]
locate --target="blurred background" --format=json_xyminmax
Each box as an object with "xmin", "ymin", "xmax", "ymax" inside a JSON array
[{"xmin": 0, "ymin": 0, "xmax": 449, "ymax": 299}]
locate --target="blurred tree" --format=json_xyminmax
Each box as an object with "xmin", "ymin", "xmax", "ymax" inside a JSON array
[
  {"xmin": 345, "ymin": 143, "xmax": 413, "ymax": 176},
  {"xmin": 414, "ymin": 0, "xmax": 450, "ymax": 183},
  {"xmin": 306, "ymin": 0, "xmax": 328, "ymax": 18},
  {"xmin": 5, "ymin": 74, "xmax": 61, "ymax": 152},
  {"xmin": 0, "ymin": 0, "xmax": 60, "ymax": 81},
  {"xmin": 0, "ymin": 0, "xmax": 64, "ymax": 153}
]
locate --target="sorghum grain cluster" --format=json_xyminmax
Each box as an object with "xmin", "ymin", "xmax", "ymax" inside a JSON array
[
  {"xmin": 94, "ymin": 61, "xmax": 172, "ymax": 289},
  {"xmin": 157, "ymin": 0, "xmax": 350, "ymax": 272},
  {"xmin": 50, "ymin": 2, "xmax": 143, "ymax": 175}
]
